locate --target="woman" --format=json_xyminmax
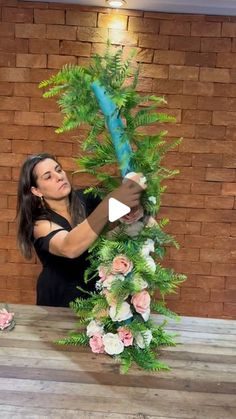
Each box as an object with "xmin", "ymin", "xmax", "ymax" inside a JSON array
[{"xmin": 16, "ymin": 153, "xmax": 142, "ymax": 307}]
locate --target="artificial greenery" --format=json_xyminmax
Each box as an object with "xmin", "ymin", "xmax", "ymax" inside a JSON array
[{"xmin": 40, "ymin": 43, "xmax": 186, "ymax": 373}]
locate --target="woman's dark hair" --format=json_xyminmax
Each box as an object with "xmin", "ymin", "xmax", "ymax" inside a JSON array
[{"xmin": 16, "ymin": 153, "xmax": 85, "ymax": 260}]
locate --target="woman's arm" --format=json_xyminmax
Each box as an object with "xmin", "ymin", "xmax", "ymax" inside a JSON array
[{"xmin": 33, "ymin": 179, "xmax": 142, "ymax": 259}]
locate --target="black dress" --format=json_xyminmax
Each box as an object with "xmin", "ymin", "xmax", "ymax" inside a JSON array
[{"xmin": 33, "ymin": 190, "xmax": 101, "ymax": 307}]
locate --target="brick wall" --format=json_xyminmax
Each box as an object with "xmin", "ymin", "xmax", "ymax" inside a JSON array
[{"xmin": 0, "ymin": 0, "xmax": 236, "ymax": 318}]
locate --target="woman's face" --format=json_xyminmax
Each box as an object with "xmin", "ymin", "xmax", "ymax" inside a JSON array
[{"xmin": 31, "ymin": 158, "xmax": 71, "ymax": 201}]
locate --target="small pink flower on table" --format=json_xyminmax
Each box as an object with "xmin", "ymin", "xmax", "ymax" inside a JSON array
[
  {"xmin": 89, "ymin": 333, "xmax": 105, "ymax": 353},
  {"xmin": 118, "ymin": 326, "xmax": 133, "ymax": 346},
  {"xmin": 0, "ymin": 308, "xmax": 14, "ymax": 330},
  {"xmin": 131, "ymin": 290, "xmax": 151, "ymax": 321}
]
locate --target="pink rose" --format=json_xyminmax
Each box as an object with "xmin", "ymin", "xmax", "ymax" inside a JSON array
[
  {"xmin": 89, "ymin": 333, "xmax": 105, "ymax": 354},
  {"xmin": 131, "ymin": 290, "xmax": 151, "ymax": 314},
  {"xmin": 120, "ymin": 205, "xmax": 144, "ymax": 224},
  {"xmin": 0, "ymin": 308, "xmax": 14, "ymax": 330},
  {"xmin": 111, "ymin": 255, "xmax": 133, "ymax": 276},
  {"xmin": 118, "ymin": 327, "xmax": 133, "ymax": 347}
]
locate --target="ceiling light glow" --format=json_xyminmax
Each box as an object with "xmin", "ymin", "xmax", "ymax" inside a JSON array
[{"xmin": 106, "ymin": 0, "xmax": 126, "ymax": 8}]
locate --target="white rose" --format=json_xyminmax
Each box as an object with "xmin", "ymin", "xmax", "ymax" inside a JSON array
[
  {"xmin": 125, "ymin": 221, "xmax": 144, "ymax": 237},
  {"xmin": 103, "ymin": 274, "xmax": 124, "ymax": 290},
  {"xmin": 145, "ymin": 255, "xmax": 156, "ymax": 272},
  {"xmin": 141, "ymin": 239, "xmax": 155, "ymax": 256},
  {"xmin": 102, "ymin": 333, "xmax": 124, "ymax": 355},
  {"xmin": 109, "ymin": 301, "xmax": 133, "ymax": 322},
  {"xmin": 132, "ymin": 274, "xmax": 148, "ymax": 291},
  {"xmin": 148, "ymin": 196, "xmax": 157, "ymax": 204},
  {"xmin": 135, "ymin": 330, "xmax": 152, "ymax": 349},
  {"xmin": 86, "ymin": 320, "xmax": 104, "ymax": 337}
]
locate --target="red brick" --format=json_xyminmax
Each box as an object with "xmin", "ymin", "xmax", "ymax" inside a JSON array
[
  {"xmin": 29, "ymin": 68, "xmax": 55, "ymax": 83},
  {"xmin": 0, "ymin": 82, "xmax": 13, "ymax": 95},
  {"xmin": 1, "ymin": 124, "xmax": 28, "ymax": 139},
  {"xmin": 59, "ymin": 41, "xmax": 91, "ymax": 57},
  {"xmin": 67, "ymin": 10, "xmax": 97, "ymax": 26},
  {"xmin": 0, "ymin": 52, "xmax": 15, "ymax": 67},
  {"xmin": 226, "ymin": 128, "xmax": 236, "ymax": 143},
  {"xmin": 139, "ymin": 34, "xmax": 169, "ymax": 49},
  {"xmin": 153, "ymin": 79, "xmax": 183, "ymax": 94},
  {"xmin": 212, "ymin": 263, "xmax": 235, "ymax": 276},
  {"xmin": 12, "ymin": 139, "xmax": 42, "ymax": 154},
  {"xmin": 153, "ymin": 50, "xmax": 185, "ymax": 65},
  {"xmin": 108, "ymin": 29, "xmax": 138, "ymax": 46},
  {"xmin": 0, "ymin": 67, "xmax": 30, "ymax": 82},
  {"xmin": 223, "ymin": 304, "xmax": 236, "ymax": 318},
  {"xmin": 195, "ymin": 124, "xmax": 225, "ymax": 140},
  {"xmin": 202, "ymin": 222, "xmax": 230, "ymax": 237},
  {"xmin": 169, "ymin": 65, "xmax": 199, "ymax": 81},
  {"xmin": 165, "ymin": 221, "xmax": 201, "ymax": 235},
  {"xmin": 200, "ymin": 68, "xmax": 230, "ymax": 83},
  {"xmin": 201, "ymin": 37, "xmax": 231, "ymax": 52},
  {"xmin": 15, "ymin": 23, "xmax": 46, "ymax": 39},
  {"xmin": 185, "ymin": 234, "xmax": 214, "ymax": 249},
  {"xmin": 206, "ymin": 168, "xmax": 235, "ymax": 182},
  {"xmin": 0, "ymin": 97, "xmax": 29, "ymax": 111},
  {"xmin": 34, "ymin": 9, "xmax": 65, "ymax": 24},
  {"xmin": 0, "ymin": 139, "xmax": 11, "ymax": 153},
  {"xmin": 217, "ymin": 53, "xmax": 236, "ymax": 69},
  {"xmin": 222, "ymin": 183, "xmax": 236, "ymax": 196},
  {"xmin": 42, "ymin": 141, "xmax": 73, "ymax": 157},
  {"xmin": 48, "ymin": 54, "xmax": 77, "ymax": 69},
  {"xmin": 197, "ymin": 302, "xmax": 224, "ymax": 318},
  {"xmin": 181, "ymin": 287, "xmax": 210, "ymax": 302},
  {"xmin": 2, "ymin": 7, "xmax": 33, "ymax": 23},
  {"xmin": 28, "ymin": 126, "xmax": 71, "ymax": 141},
  {"xmin": 166, "ymin": 94, "xmax": 197, "ymax": 110},
  {"xmin": 140, "ymin": 63, "xmax": 168, "ymax": 79},
  {"xmin": 185, "ymin": 52, "xmax": 216, "ymax": 67},
  {"xmin": 8, "ymin": 195, "xmax": 17, "ymax": 209},
  {"xmin": 191, "ymin": 22, "xmax": 221, "ymax": 37},
  {"xmin": 164, "ymin": 180, "xmax": 191, "ymax": 194},
  {"xmin": 225, "ymin": 277, "xmax": 236, "ymax": 289},
  {"xmin": 123, "ymin": 47, "xmax": 153, "ymax": 64},
  {"xmin": 14, "ymin": 82, "xmax": 42, "ymax": 97},
  {"xmin": 0, "ymin": 209, "xmax": 16, "ymax": 222},
  {"xmin": 197, "ymin": 96, "xmax": 229, "ymax": 111},
  {"xmin": 0, "ymin": 22, "xmax": 14, "ymax": 37},
  {"xmin": 191, "ymin": 182, "xmax": 221, "ymax": 195},
  {"xmin": 205, "ymin": 196, "xmax": 234, "ymax": 209},
  {"xmin": 77, "ymin": 27, "xmax": 108, "ymax": 43},
  {"xmin": 14, "ymin": 111, "xmax": 44, "ymax": 126},
  {"xmin": 170, "ymin": 247, "xmax": 199, "ymax": 262},
  {"xmin": 44, "ymin": 112, "xmax": 63, "ymax": 127},
  {"xmin": 183, "ymin": 110, "xmax": 211, "ymax": 124},
  {"xmin": 211, "ymin": 289, "xmax": 236, "ymax": 303},
  {"xmin": 0, "ymin": 222, "xmax": 8, "ymax": 235},
  {"xmin": 183, "ymin": 81, "xmax": 214, "ymax": 96},
  {"xmin": 47, "ymin": 24, "xmax": 76, "ymax": 40},
  {"xmin": 213, "ymin": 111, "xmax": 236, "ymax": 126},
  {"xmin": 0, "ymin": 38, "xmax": 28, "ymax": 53},
  {"xmin": 20, "ymin": 291, "xmax": 36, "ymax": 305},
  {"xmin": 181, "ymin": 139, "xmax": 235, "ymax": 154},
  {"xmin": 0, "ymin": 111, "xmax": 14, "ymax": 124},
  {"xmin": 0, "ymin": 263, "xmax": 40, "ymax": 276},
  {"xmin": 170, "ymin": 36, "xmax": 200, "ymax": 51},
  {"xmin": 163, "ymin": 152, "xmax": 192, "ymax": 167},
  {"xmin": 187, "ymin": 208, "xmax": 236, "ymax": 223},
  {"xmin": 16, "ymin": 53, "xmax": 46, "ymax": 68},
  {"xmin": 0, "ymin": 167, "xmax": 11, "ymax": 180},
  {"xmin": 192, "ymin": 154, "xmax": 222, "ymax": 167},
  {"xmin": 0, "ymin": 289, "xmax": 21, "ymax": 304},
  {"xmin": 214, "ymin": 83, "xmax": 236, "ymax": 98},
  {"xmin": 197, "ymin": 276, "xmax": 225, "ymax": 290},
  {"xmin": 201, "ymin": 249, "xmax": 231, "ymax": 263},
  {"xmin": 169, "ymin": 260, "xmax": 211, "ymax": 275},
  {"xmin": 158, "ymin": 206, "xmax": 187, "ymax": 221},
  {"xmin": 128, "ymin": 17, "xmax": 158, "ymax": 33},
  {"xmin": 160, "ymin": 21, "xmax": 190, "ymax": 36},
  {"xmin": 222, "ymin": 22, "xmax": 236, "ymax": 37},
  {"xmin": 6, "ymin": 275, "xmax": 37, "ymax": 289},
  {"xmin": 30, "ymin": 98, "xmax": 58, "ymax": 113},
  {"xmin": 98, "ymin": 13, "xmax": 127, "ymax": 30},
  {"xmin": 215, "ymin": 237, "xmax": 236, "ymax": 251},
  {"xmin": 29, "ymin": 39, "xmax": 59, "ymax": 54},
  {"xmin": 162, "ymin": 193, "xmax": 204, "ymax": 208},
  {"xmin": 0, "ymin": 196, "xmax": 7, "ymax": 209}
]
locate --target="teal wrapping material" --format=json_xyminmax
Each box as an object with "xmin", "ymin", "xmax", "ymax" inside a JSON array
[{"xmin": 91, "ymin": 80, "xmax": 133, "ymax": 177}]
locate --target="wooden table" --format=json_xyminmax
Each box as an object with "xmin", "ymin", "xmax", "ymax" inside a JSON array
[{"xmin": 0, "ymin": 304, "xmax": 235, "ymax": 419}]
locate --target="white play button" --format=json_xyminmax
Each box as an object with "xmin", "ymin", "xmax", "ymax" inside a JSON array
[{"xmin": 108, "ymin": 198, "xmax": 130, "ymax": 222}]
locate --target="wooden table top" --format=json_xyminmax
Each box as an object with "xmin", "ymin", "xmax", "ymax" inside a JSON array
[{"xmin": 0, "ymin": 304, "xmax": 235, "ymax": 419}]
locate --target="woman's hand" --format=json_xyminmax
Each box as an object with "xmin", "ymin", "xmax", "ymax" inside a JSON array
[{"xmin": 107, "ymin": 178, "xmax": 143, "ymax": 209}]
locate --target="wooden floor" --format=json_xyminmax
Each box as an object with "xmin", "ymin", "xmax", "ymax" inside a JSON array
[{"xmin": 0, "ymin": 304, "xmax": 235, "ymax": 419}]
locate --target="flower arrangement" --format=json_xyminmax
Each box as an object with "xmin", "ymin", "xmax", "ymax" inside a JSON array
[
  {"xmin": 40, "ymin": 44, "xmax": 186, "ymax": 372},
  {"xmin": 0, "ymin": 305, "xmax": 15, "ymax": 331}
]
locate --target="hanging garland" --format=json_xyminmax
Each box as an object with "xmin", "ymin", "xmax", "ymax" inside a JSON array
[{"xmin": 39, "ymin": 45, "xmax": 186, "ymax": 373}]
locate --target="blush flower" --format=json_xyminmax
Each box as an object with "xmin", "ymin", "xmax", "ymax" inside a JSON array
[
  {"xmin": 102, "ymin": 333, "xmax": 124, "ymax": 355},
  {"xmin": 131, "ymin": 290, "xmax": 151, "ymax": 321},
  {"xmin": 0, "ymin": 308, "xmax": 14, "ymax": 330},
  {"xmin": 111, "ymin": 255, "xmax": 133, "ymax": 276},
  {"xmin": 118, "ymin": 327, "xmax": 133, "ymax": 347},
  {"xmin": 89, "ymin": 333, "xmax": 105, "ymax": 354},
  {"xmin": 109, "ymin": 301, "xmax": 133, "ymax": 322},
  {"xmin": 120, "ymin": 205, "xmax": 144, "ymax": 224}
]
